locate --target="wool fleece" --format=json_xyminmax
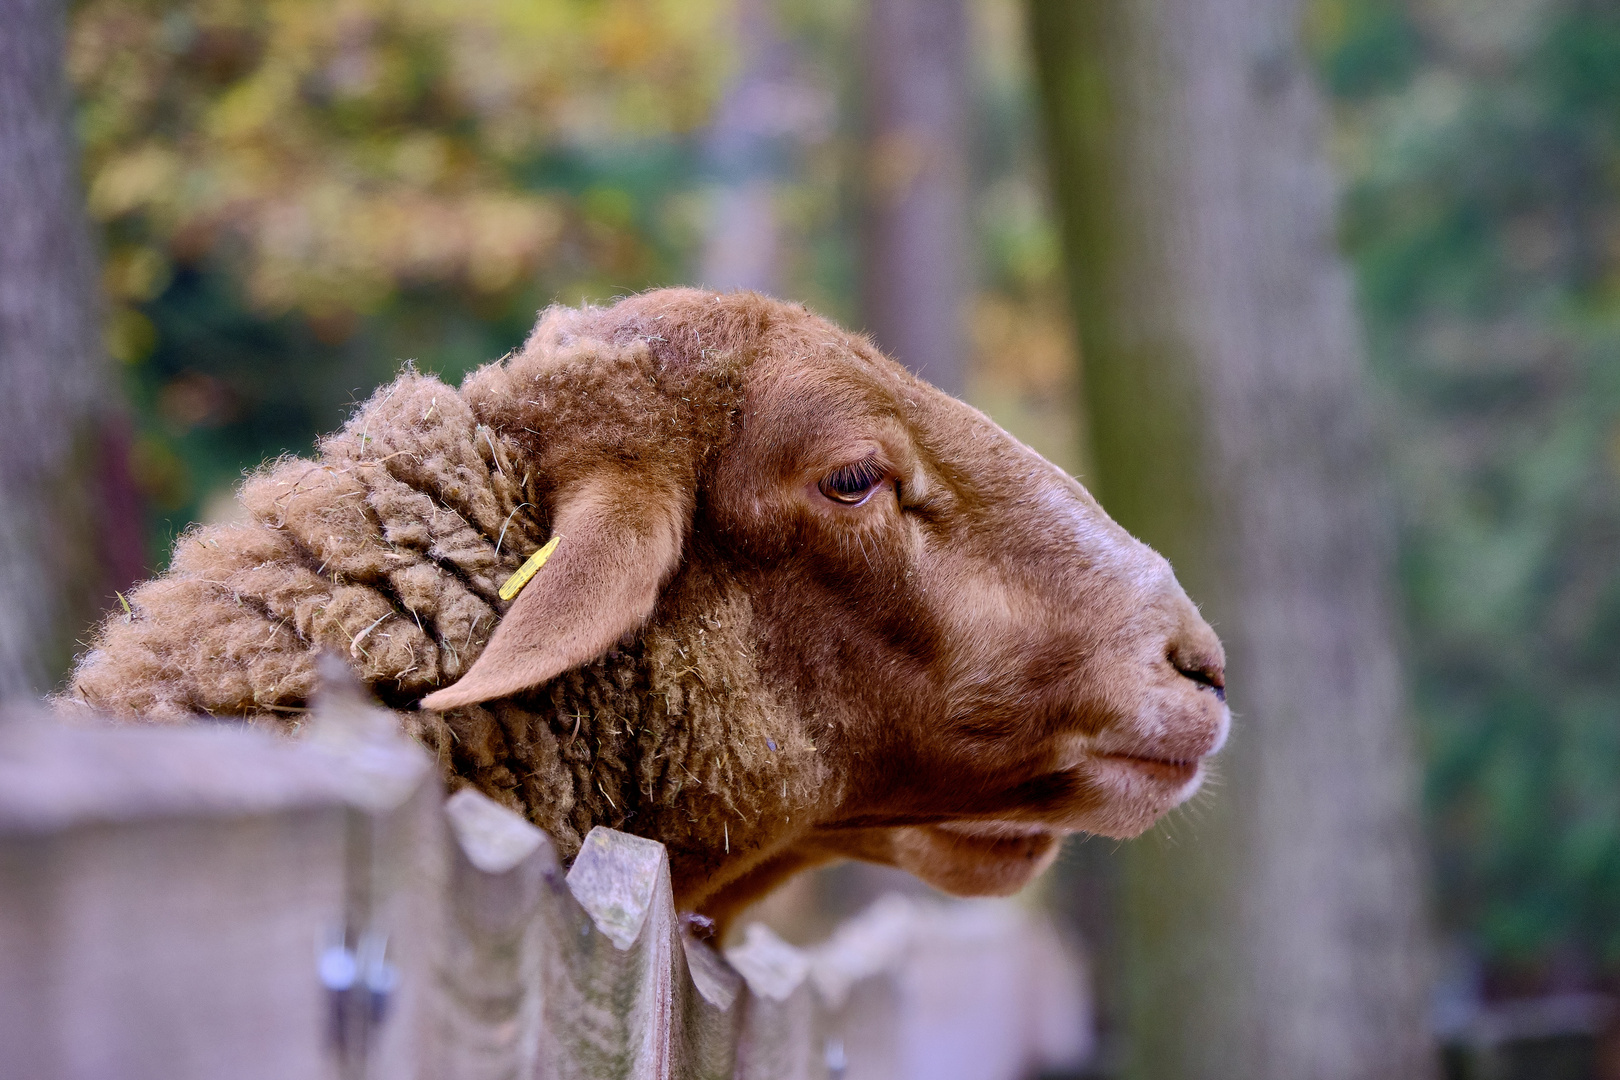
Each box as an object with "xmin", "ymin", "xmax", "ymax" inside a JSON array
[{"xmin": 69, "ymin": 296, "xmax": 823, "ymax": 885}]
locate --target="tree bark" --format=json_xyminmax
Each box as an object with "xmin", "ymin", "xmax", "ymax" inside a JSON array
[
  {"xmin": 0, "ymin": 0, "xmax": 134, "ymax": 697},
  {"xmin": 701, "ymin": 0, "xmax": 789, "ymax": 295},
  {"xmin": 1028, "ymin": 1, "xmax": 1436, "ymax": 1078},
  {"xmin": 859, "ymin": 0, "xmax": 970, "ymax": 397}
]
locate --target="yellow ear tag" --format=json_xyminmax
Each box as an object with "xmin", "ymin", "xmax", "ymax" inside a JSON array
[{"xmin": 498, "ymin": 535, "xmax": 561, "ymax": 601}]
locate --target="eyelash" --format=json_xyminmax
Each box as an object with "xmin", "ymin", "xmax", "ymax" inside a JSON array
[{"xmin": 819, "ymin": 456, "xmax": 888, "ymax": 504}]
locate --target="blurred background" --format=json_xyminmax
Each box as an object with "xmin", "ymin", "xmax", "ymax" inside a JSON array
[{"xmin": 3, "ymin": 0, "xmax": 1619, "ymax": 1076}]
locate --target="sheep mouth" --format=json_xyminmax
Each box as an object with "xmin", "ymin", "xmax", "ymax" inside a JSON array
[
  {"xmin": 934, "ymin": 820, "xmax": 1056, "ymax": 842},
  {"xmin": 1092, "ymin": 753, "xmax": 1202, "ymax": 786}
]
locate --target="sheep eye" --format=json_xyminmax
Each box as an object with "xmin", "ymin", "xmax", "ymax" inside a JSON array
[{"xmin": 819, "ymin": 457, "xmax": 887, "ymax": 504}]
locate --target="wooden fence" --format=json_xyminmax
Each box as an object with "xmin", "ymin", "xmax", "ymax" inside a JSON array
[{"xmin": 0, "ymin": 678, "xmax": 1089, "ymax": 1080}]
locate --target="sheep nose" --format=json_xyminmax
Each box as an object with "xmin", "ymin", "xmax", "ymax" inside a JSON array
[{"xmin": 1165, "ymin": 599, "xmax": 1227, "ymax": 701}]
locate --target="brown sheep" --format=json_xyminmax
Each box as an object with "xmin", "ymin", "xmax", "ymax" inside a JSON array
[{"xmin": 66, "ymin": 288, "xmax": 1229, "ymax": 928}]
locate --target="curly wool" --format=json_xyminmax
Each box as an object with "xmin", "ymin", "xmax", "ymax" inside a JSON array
[{"xmin": 68, "ymin": 356, "xmax": 819, "ymax": 865}]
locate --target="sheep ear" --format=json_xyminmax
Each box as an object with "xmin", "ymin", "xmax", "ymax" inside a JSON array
[{"xmin": 418, "ymin": 474, "xmax": 686, "ymax": 710}]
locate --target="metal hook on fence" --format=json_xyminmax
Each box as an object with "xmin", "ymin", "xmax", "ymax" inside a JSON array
[{"xmin": 319, "ymin": 924, "xmax": 400, "ymax": 1076}]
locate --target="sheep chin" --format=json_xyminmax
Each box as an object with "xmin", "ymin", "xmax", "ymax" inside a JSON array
[
  {"xmin": 889, "ymin": 824, "xmax": 1064, "ymax": 898},
  {"xmin": 1065, "ymin": 754, "xmax": 1208, "ymax": 839}
]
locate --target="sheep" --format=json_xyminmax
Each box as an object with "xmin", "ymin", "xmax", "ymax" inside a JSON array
[{"xmin": 65, "ymin": 288, "xmax": 1230, "ymax": 928}]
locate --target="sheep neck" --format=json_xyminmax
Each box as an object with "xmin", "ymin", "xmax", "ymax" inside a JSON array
[{"xmin": 423, "ymin": 572, "xmax": 828, "ymax": 897}]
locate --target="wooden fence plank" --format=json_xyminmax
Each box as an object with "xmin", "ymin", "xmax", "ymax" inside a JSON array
[
  {"xmin": 806, "ymin": 897, "xmax": 910, "ymax": 1080},
  {"xmin": 294, "ymin": 660, "xmax": 443, "ymax": 1080},
  {"xmin": 894, "ymin": 901, "xmax": 1060, "ymax": 1080},
  {"xmin": 547, "ymin": 826, "xmax": 747, "ymax": 1080},
  {"xmin": 674, "ymin": 932, "xmax": 744, "ymax": 1080},
  {"xmin": 0, "ymin": 708, "xmax": 356, "ymax": 1080},
  {"xmin": 438, "ymin": 788, "xmax": 558, "ymax": 1080},
  {"xmin": 1, "ymin": 694, "xmax": 1093, "ymax": 1080},
  {"xmin": 799, "ymin": 895, "xmax": 1093, "ymax": 1080},
  {"xmin": 539, "ymin": 826, "xmax": 682, "ymax": 1079},
  {"xmin": 727, "ymin": 924, "xmax": 827, "ymax": 1080},
  {"xmin": 358, "ymin": 771, "xmax": 448, "ymax": 1080},
  {"xmin": 1019, "ymin": 911, "xmax": 1093, "ymax": 1072},
  {"xmin": 0, "ymin": 668, "xmax": 441, "ymax": 1080}
]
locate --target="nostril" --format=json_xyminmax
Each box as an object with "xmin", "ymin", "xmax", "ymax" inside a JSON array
[
  {"xmin": 1171, "ymin": 652, "xmax": 1226, "ymax": 700},
  {"xmin": 1163, "ymin": 592, "xmax": 1228, "ymax": 700}
]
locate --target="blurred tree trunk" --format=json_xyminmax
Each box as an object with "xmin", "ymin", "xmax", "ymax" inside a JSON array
[
  {"xmin": 860, "ymin": 0, "xmax": 969, "ymax": 397},
  {"xmin": 1028, "ymin": 2, "xmax": 1435, "ymax": 1079},
  {"xmin": 701, "ymin": 0, "xmax": 787, "ymax": 294},
  {"xmin": 0, "ymin": 0, "xmax": 139, "ymax": 698}
]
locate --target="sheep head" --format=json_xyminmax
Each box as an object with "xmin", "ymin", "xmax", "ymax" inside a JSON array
[{"xmin": 421, "ymin": 289, "xmax": 1229, "ymax": 919}]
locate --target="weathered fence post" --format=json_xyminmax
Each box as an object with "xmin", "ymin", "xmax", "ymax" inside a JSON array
[
  {"xmin": 0, "ymin": 678, "xmax": 438, "ymax": 1080},
  {"xmin": 537, "ymin": 826, "xmax": 742, "ymax": 1080},
  {"xmin": 890, "ymin": 900, "xmax": 1089, "ymax": 1080},
  {"xmin": 307, "ymin": 659, "xmax": 445, "ymax": 1080},
  {"xmin": 440, "ymin": 788, "xmax": 557, "ymax": 1079},
  {"xmin": 675, "ymin": 927, "xmax": 746, "ymax": 1079},
  {"xmin": 0, "ymin": 710, "xmax": 349, "ymax": 1080},
  {"xmin": 808, "ymin": 899, "xmax": 910, "ymax": 1080},
  {"xmin": 805, "ymin": 895, "xmax": 1092, "ymax": 1080},
  {"xmin": 534, "ymin": 827, "xmax": 678, "ymax": 1078},
  {"xmin": 727, "ymin": 924, "xmax": 828, "ymax": 1080},
  {"xmin": 1, "ymin": 696, "xmax": 1093, "ymax": 1080}
]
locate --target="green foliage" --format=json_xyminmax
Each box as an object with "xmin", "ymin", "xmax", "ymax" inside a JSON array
[
  {"xmin": 1310, "ymin": 0, "xmax": 1422, "ymax": 99},
  {"xmin": 73, "ymin": 0, "xmax": 1063, "ymax": 569},
  {"xmin": 1320, "ymin": 0, "xmax": 1620, "ymax": 973},
  {"xmin": 71, "ymin": 0, "xmax": 726, "ymax": 560}
]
